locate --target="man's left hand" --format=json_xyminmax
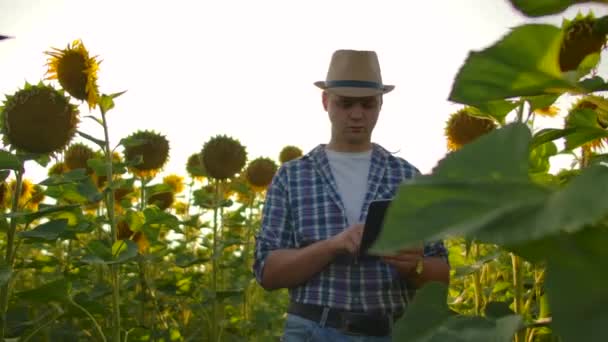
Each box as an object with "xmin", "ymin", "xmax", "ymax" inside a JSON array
[{"xmin": 380, "ymin": 247, "xmax": 424, "ymax": 277}]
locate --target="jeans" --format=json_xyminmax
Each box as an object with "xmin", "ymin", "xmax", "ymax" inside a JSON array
[{"xmin": 282, "ymin": 313, "xmax": 393, "ymax": 342}]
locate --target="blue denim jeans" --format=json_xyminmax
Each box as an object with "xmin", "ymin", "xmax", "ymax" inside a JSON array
[{"xmin": 282, "ymin": 313, "xmax": 393, "ymax": 342}]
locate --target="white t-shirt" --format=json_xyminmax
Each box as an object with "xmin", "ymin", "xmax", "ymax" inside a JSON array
[{"xmin": 325, "ymin": 147, "xmax": 373, "ymax": 226}]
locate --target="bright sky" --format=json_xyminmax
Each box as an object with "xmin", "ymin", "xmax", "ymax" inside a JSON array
[{"xmin": 1, "ymin": 0, "xmax": 608, "ymax": 184}]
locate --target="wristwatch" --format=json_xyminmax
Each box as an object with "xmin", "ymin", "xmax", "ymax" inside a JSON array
[{"xmin": 415, "ymin": 256, "xmax": 424, "ymax": 275}]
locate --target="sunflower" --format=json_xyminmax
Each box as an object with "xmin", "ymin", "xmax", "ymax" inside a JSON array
[
  {"xmin": 559, "ymin": 12, "xmax": 607, "ymax": 73},
  {"xmin": 27, "ymin": 184, "xmax": 45, "ymax": 211},
  {"xmin": 117, "ymin": 219, "xmax": 149, "ymax": 253},
  {"xmin": 6, "ymin": 178, "xmax": 34, "ymax": 209},
  {"xmin": 0, "ymin": 82, "xmax": 79, "ymax": 154},
  {"xmin": 45, "ymin": 39, "xmax": 100, "ymax": 109},
  {"xmin": 147, "ymin": 191, "xmax": 174, "ymax": 211},
  {"xmin": 48, "ymin": 162, "xmax": 68, "ymax": 176},
  {"xmin": 64, "ymin": 143, "xmax": 96, "ymax": 174},
  {"xmin": 565, "ymin": 95, "xmax": 608, "ymax": 150},
  {"xmin": 444, "ymin": 107, "xmax": 497, "ymax": 151},
  {"xmin": 534, "ymin": 106, "xmax": 560, "ymax": 118},
  {"xmin": 279, "ymin": 145, "xmax": 303, "ymax": 164},
  {"xmin": 186, "ymin": 153, "xmax": 207, "ymax": 180},
  {"xmin": 201, "ymin": 135, "xmax": 247, "ymax": 180},
  {"xmin": 0, "ymin": 183, "xmax": 7, "ymax": 210},
  {"xmin": 163, "ymin": 174, "xmax": 185, "ymax": 194},
  {"xmin": 245, "ymin": 157, "xmax": 278, "ymax": 192},
  {"xmin": 174, "ymin": 201, "xmax": 188, "ymax": 216},
  {"xmin": 122, "ymin": 130, "xmax": 170, "ymax": 178}
]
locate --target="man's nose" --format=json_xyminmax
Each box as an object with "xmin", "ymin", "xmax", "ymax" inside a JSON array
[{"xmin": 348, "ymin": 105, "xmax": 365, "ymax": 119}]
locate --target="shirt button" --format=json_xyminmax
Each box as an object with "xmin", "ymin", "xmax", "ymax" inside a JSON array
[{"xmin": 353, "ymin": 297, "xmax": 360, "ymax": 304}]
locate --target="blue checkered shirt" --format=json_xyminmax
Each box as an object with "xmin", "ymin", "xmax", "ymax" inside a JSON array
[{"xmin": 253, "ymin": 143, "xmax": 448, "ymax": 314}]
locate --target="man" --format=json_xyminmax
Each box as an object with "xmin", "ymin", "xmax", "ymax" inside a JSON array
[{"xmin": 253, "ymin": 49, "xmax": 450, "ymax": 341}]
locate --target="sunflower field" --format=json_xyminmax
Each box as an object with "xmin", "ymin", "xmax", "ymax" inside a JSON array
[{"xmin": 2, "ymin": 1, "xmax": 608, "ymax": 341}]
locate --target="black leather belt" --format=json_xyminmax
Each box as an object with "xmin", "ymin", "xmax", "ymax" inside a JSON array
[{"xmin": 287, "ymin": 302, "xmax": 400, "ymax": 337}]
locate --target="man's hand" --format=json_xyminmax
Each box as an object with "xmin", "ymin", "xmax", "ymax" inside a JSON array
[
  {"xmin": 327, "ymin": 223, "xmax": 364, "ymax": 256},
  {"xmin": 381, "ymin": 247, "xmax": 424, "ymax": 277}
]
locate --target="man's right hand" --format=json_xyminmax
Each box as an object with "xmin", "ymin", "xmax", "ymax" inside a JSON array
[{"xmin": 327, "ymin": 223, "xmax": 364, "ymax": 256}]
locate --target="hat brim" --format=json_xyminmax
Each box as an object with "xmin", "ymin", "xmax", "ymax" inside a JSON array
[{"xmin": 314, "ymin": 81, "xmax": 394, "ymax": 97}]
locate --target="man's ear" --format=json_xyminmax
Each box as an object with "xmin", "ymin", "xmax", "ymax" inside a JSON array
[{"xmin": 322, "ymin": 91, "xmax": 329, "ymax": 111}]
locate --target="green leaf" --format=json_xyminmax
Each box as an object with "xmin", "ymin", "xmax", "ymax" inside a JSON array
[
  {"xmin": 449, "ymin": 24, "xmax": 575, "ymax": 105},
  {"xmin": 76, "ymin": 130, "xmax": 106, "ymax": 149},
  {"xmin": 432, "ymin": 123, "xmax": 532, "ymax": 181},
  {"xmin": 525, "ymin": 94, "xmax": 560, "ymax": 111},
  {"xmin": 174, "ymin": 254, "xmax": 210, "ymax": 268},
  {"xmin": 508, "ymin": 0, "xmax": 602, "ymax": 17},
  {"xmin": 530, "ymin": 127, "xmax": 576, "ymax": 149},
  {"xmin": 76, "ymin": 177, "xmax": 103, "ymax": 203},
  {"xmin": 468, "ymin": 100, "xmax": 519, "ymax": 124},
  {"xmin": 16, "ymin": 279, "xmax": 69, "ymax": 303},
  {"xmin": 99, "ymin": 90, "xmax": 127, "ymax": 114},
  {"xmin": 393, "ymin": 282, "xmax": 522, "ymax": 342},
  {"xmin": 529, "ymin": 141, "xmax": 558, "ymax": 174},
  {"xmin": 17, "ymin": 219, "xmax": 72, "ymax": 241},
  {"xmin": 0, "ymin": 265, "xmax": 11, "ymax": 287},
  {"xmin": 0, "ymin": 150, "xmax": 21, "ymax": 170},
  {"xmin": 109, "ymin": 240, "xmax": 138, "ymax": 264},
  {"xmin": 39, "ymin": 168, "xmax": 88, "ymax": 186},
  {"xmin": 512, "ymin": 227, "xmax": 608, "ymax": 342},
  {"xmin": 2, "ymin": 204, "xmax": 80, "ymax": 224},
  {"xmin": 0, "ymin": 170, "xmax": 10, "ymax": 182}
]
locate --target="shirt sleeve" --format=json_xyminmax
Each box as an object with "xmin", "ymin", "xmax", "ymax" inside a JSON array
[
  {"xmin": 252, "ymin": 166, "xmax": 295, "ymax": 286},
  {"xmin": 424, "ymin": 240, "xmax": 450, "ymax": 267}
]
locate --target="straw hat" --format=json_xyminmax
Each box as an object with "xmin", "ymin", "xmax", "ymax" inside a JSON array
[{"xmin": 314, "ymin": 49, "xmax": 394, "ymax": 97}]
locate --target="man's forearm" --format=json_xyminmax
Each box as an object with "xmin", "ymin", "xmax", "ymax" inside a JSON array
[{"xmin": 261, "ymin": 239, "xmax": 337, "ymax": 290}]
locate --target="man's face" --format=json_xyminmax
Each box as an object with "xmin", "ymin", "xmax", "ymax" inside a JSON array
[{"xmin": 323, "ymin": 92, "xmax": 381, "ymax": 149}]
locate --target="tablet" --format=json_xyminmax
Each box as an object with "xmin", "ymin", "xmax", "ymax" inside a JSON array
[{"xmin": 360, "ymin": 199, "xmax": 392, "ymax": 255}]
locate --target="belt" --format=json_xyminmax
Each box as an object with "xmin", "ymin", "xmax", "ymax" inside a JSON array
[{"xmin": 287, "ymin": 302, "xmax": 400, "ymax": 337}]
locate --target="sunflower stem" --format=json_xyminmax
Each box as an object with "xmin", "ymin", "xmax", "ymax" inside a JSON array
[
  {"xmin": 100, "ymin": 107, "xmax": 121, "ymax": 342},
  {"xmin": 512, "ymin": 253, "xmax": 526, "ymax": 342},
  {"xmin": 212, "ymin": 180, "xmax": 219, "ymax": 342},
  {"xmin": 0, "ymin": 165, "xmax": 23, "ymax": 339}
]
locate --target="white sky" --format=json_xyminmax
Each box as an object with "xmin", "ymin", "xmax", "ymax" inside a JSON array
[{"xmin": 1, "ymin": 0, "xmax": 608, "ymax": 184}]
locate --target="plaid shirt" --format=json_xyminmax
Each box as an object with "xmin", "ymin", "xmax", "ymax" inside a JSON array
[{"xmin": 253, "ymin": 143, "xmax": 448, "ymax": 314}]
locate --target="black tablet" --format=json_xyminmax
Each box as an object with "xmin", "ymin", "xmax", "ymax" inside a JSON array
[{"xmin": 360, "ymin": 199, "xmax": 392, "ymax": 255}]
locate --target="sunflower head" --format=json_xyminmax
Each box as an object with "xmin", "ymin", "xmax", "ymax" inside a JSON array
[
  {"xmin": 444, "ymin": 107, "xmax": 497, "ymax": 151},
  {"xmin": 7, "ymin": 178, "xmax": 34, "ymax": 209},
  {"xmin": 245, "ymin": 157, "xmax": 278, "ymax": 192},
  {"xmin": 163, "ymin": 174, "xmax": 185, "ymax": 194},
  {"xmin": 64, "ymin": 143, "xmax": 96, "ymax": 174},
  {"xmin": 0, "ymin": 183, "xmax": 7, "ymax": 210},
  {"xmin": 201, "ymin": 135, "xmax": 247, "ymax": 180},
  {"xmin": 147, "ymin": 191, "xmax": 174, "ymax": 211},
  {"xmin": 45, "ymin": 39, "xmax": 100, "ymax": 109},
  {"xmin": 186, "ymin": 153, "xmax": 207, "ymax": 180},
  {"xmin": 534, "ymin": 106, "xmax": 560, "ymax": 118},
  {"xmin": 174, "ymin": 201, "xmax": 188, "ymax": 216},
  {"xmin": 27, "ymin": 184, "xmax": 45, "ymax": 210},
  {"xmin": 48, "ymin": 162, "xmax": 68, "ymax": 176},
  {"xmin": 559, "ymin": 12, "xmax": 607, "ymax": 73},
  {"xmin": 0, "ymin": 82, "xmax": 79, "ymax": 154},
  {"xmin": 279, "ymin": 145, "xmax": 303, "ymax": 164},
  {"xmin": 122, "ymin": 130, "xmax": 170, "ymax": 178},
  {"xmin": 117, "ymin": 219, "xmax": 148, "ymax": 253},
  {"xmin": 565, "ymin": 95, "xmax": 608, "ymax": 149}
]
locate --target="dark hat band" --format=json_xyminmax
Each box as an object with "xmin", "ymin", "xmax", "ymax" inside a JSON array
[{"xmin": 325, "ymin": 80, "xmax": 384, "ymax": 89}]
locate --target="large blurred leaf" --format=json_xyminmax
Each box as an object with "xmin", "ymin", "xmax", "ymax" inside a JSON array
[
  {"xmin": 16, "ymin": 279, "xmax": 69, "ymax": 303},
  {"xmin": 393, "ymin": 282, "xmax": 522, "ymax": 342},
  {"xmin": 374, "ymin": 122, "xmax": 608, "ymax": 252},
  {"xmin": 432, "ymin": 122, "xmax": 531, "ymax": 181},
  {"xmin": 81, "ymin": 240, "xmax": 138, "ymax": 265},
  {"xmin": 17, "ymin": 219, "xmax": 73, "ymax": 241},
  {"xmin": 449, "ymin": 24, "xmax": 575, "ymax": 105},
  {"xmin": 512, "ymin": 227, "xmax": 608, "ymax": 342},
  {"xmin": 2, "ymin": 204, "xmax": 80, "ymax": 224},
  {"xmin": 508, "ymin": 0, "xmax": 603, "ymax": 17}
]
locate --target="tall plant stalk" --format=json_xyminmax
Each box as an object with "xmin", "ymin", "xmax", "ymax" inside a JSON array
[
  {"xmin": 0, "ymin": 166, "xmax": 23, "ymax": 338},
  {"xmin": 101, "ymin": 106, "xmax": 121, "ymax": 342},
  {"xmin": 511, "ymin": 253, "xmax": 525, "ymax": 342}
]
